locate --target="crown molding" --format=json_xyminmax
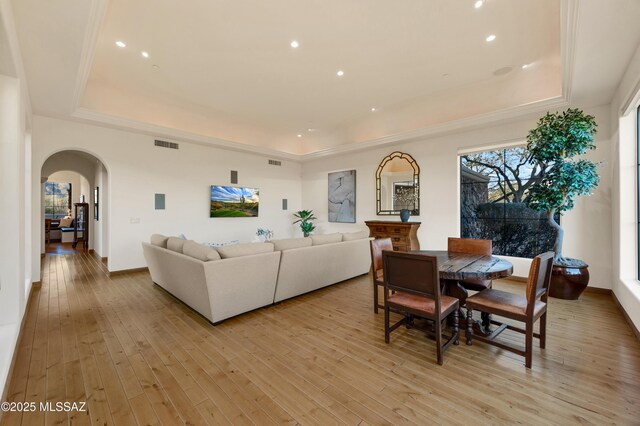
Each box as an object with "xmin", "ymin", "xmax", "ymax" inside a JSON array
[
  {"xmin": 70, "ymin": 0, "xmax": 108, "ymax": 113},
  {"xmin": 70, "ymin": 107, "xmax": 300, "ymax": 161},
  {"xmin": 299, "ymin": 96, "xmax": 569, "ymax": 162}
]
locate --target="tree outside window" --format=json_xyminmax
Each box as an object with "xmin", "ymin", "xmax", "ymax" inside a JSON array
[
  {"xmin": 44, "ymin": 182, "xmax": 72, "ymax": 219},
  {"xmin": 460, "ymin": 146, "xmax": 558, "ymax": 258}
]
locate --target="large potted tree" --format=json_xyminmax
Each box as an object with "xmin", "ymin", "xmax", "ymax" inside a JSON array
[{"xmin": 525, "ymin": 108, "xmax": 599, "ymax": 299}]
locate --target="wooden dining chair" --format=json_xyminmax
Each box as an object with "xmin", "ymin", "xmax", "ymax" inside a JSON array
[
  {"xmin": 370, "ymin": 238, "xmax": 394, "ymax": 313},
  {"xmin": 382, "ymin": 251, "xmax": 460, "ymax": 365},
  {"xmin": 465, "ymin": 251, "xmax": 554, "ymax": 368},
  {"xmin": 448, "ymin": 237, "xmax": 493, "ymax": 292}
]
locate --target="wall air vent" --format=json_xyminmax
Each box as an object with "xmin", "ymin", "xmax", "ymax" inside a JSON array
[
  {"xmin": 154, "ymin": 139, "xmax": 179, "ymax": 150},
  {"xmin": 268, "ymin": 159, "xmax": 282, "ymax": 166}
]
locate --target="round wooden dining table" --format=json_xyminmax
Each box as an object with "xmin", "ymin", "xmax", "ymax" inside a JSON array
[
  {"xmin": 410, "ymin": 250, "xmax": 514, "ymax": 334},
  {"xmin": 409, "ymin": 250, "xmax": 513, "ymax": 281}
]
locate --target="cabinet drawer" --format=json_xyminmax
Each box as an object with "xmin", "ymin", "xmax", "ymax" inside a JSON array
[{"xmin": 393, "ymin": 244, "xmax": 409, "ymax": 252}]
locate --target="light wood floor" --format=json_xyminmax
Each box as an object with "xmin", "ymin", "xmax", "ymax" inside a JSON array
[{"xmin": 2, "ymin": 252, "xmax": 640, "ymax": 425}]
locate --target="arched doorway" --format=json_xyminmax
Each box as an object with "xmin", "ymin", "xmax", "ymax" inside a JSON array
[{"xmin": 40, "ymin": 150, "xmax": 109, "ymax": 263}]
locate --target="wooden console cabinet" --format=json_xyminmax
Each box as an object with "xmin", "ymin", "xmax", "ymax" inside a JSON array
[{"xmin": 365, "ymin": 220, "xmax": 421, "ymax": 251}]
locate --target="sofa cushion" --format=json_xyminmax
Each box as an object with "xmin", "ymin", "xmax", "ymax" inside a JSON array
[
  {"xmin": 311, "ymin": 233, "xmax": 342, "ymax": 246},
  {"xmin": 271, "ymin": 237, "xmax": 312, "ymax": 251},
  {"xmin": 167, "ymin": 237, "xmax": 187, "ymax": 253},
  {"xmin": 217, "ymin": 242, "xmax": 275, "ymax": 259},
  {"xmin": 342, "ymin": 230, "xmax": 370, "ymax": 241},
  {"xmin": 150, "ymin": 234, "xmax": 169, "ymax": 248},
  {"xmin": 183, "ymin": 240, "xmax": 221, "ymax": 261}
]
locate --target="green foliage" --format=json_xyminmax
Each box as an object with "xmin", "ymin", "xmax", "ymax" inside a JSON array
[
  {"xmin": 526, "ymin": 108, "xmax": 597, "ymax": 162},
  {"xmin": 525, "ymin": 108, "xmax": 600, "ymax": 262},
  {"xmin": 526, "ymin": 161, "xmax": 599, "ymax": 213},
  {"xmin": 525, "ymin": 108, "xmax": 599, "ymax": 214},
  {"xmin": 293, "ymin": 209, "xmax": 317, "ymax": 236}
]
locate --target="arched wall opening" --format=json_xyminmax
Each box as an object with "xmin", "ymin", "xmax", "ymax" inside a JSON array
[{"xmin": 40, "ymin": 150, "xmax": 110, "ymax": 264}]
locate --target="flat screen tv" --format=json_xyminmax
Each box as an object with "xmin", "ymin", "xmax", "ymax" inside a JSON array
[{"xmin": 210, "ymin": 185, "xmax": 259, "ymax": 217}]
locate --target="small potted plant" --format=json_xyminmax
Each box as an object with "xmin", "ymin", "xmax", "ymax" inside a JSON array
[
  {"xmin": 525, "ymin": 108, "xmax": 599, "ymax": 299},
  {"xmin": 293, "ymin": 210, "xmax": 317, "ymax": 237}
]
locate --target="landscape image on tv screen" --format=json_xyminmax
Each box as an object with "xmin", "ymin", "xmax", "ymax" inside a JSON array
[{"xmin": 210, "ymin": 185, "xmax": 259, "ymax": 217}]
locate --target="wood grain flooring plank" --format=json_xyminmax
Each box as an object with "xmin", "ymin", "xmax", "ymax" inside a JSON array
[{"xmin": 2, "ymin": 253, "xmax": 639, "ymax": 426}]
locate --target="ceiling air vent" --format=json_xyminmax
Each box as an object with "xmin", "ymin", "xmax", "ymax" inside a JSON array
[
  {"xmin": 268, "ymin": 159, "xmax": 282, "ymax": 166},
  {"xmin": 154, "ymin": 139, "xmax": 179, "ymax": 150}
]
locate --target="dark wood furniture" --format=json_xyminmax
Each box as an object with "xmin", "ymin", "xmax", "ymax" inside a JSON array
[
  {"xmin": 382, "ymin": 251, "xmax": 459, "ymax": 365},
  {"xmin": 410, "ymin": 250, "xmax": 513, "ymax": 335},
  {"xmin": 72, "ymin": 202, "xmax": 89, "ymax": 251},
  {"xmin": 465, "ymin": 251, "xmax": 554, "ymax": 368},
  {"xmin": 44, "ymin": 219, "xmax": 61, "ymax": 245},
  {"xmin": 447, "ymin": 237, "xmax": 493, "ymax": 291},
  {"xmin": 370, "ymin": 238, "xmax": 393, "ymax": 314},
  {"xmin": 365, "ymin": 220, "xmax": 420, "ymax": 251}
]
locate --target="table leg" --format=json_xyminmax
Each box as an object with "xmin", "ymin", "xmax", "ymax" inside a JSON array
[{"xmin": 444, "ymin": 279, "xmax": 493, "ymax": 337}]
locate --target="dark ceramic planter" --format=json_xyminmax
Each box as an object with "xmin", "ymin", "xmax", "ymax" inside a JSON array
[
  {"xmin": 400, "ymin": 209, "xmax": 411, "ymax": 222},
  {"xmin": 549, "ymin": 263, "xmax": 590, "ymax": 300}
]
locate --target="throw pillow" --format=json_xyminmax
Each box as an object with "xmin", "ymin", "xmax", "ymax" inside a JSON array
[
  {"xmin": 183, "ymin": 240, "xmax": 221, "ymax": 261},
  {"xmin": 150, "ymin": 234, "xmax": 169, "ymax": 248},
  {"xmin": 167, "ymin": 237, "xmax": 187, "ymax": 253},
  {"xmin": 59, "ymin": 217, "xmax": 73, "ymax": 228}
]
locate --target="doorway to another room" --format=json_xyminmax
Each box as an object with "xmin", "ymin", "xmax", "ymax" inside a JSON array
[{"xmin": 41, "ymin": 150, "xmax": 109, "ymax": 264}]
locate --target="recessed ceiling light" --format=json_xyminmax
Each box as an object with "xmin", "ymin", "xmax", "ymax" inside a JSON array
[
  {"xmin": 521, "ymin": 63, "xmax": 533, "ymax": 69},
  {"xmin": 115, "ymin": 41, "xmax": 126, "ymax": 48},
  {"xmin": 141, "ymin": 51, "xmax": 149, "ymax": 58},
  {"xmin": 370, "ymin": 107, "xmax": 377, "ymax": 112},
  {"xmin": 486, "ymin": 34, "xmax": 496, "ymax": 42},
  {"xmin": 290, "ymin": 40, "xmax": 299, "ymax": 48},
  {"xmin": 474, "ymin": 0, "xmax": 484, "ymax": 8},
  {"xmin": 297, "ymin": 134, "xmax": 302, "ymax": 138},
  {"xmin": 337, "ymin": 70, "xmax": 344, "ymax": 77},
  {"xmin": 307, "ymin": 128, "xmax": 316, "ymax": 132},
  {"xmin": 152, "ymin": 64, "xmax": 160, "ymax": 70}
]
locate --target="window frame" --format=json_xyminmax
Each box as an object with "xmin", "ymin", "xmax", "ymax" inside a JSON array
[{"xmin": 44, "ymin": 181, "xmax": 72, "ymax": 219}]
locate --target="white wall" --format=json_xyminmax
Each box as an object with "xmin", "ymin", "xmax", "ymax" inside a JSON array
[
  {"xmin": 31, "ymin": 115, "xmax": 303, "ymax": 276},
  {"xmin": 93, "ymin": 162, "xmax": 108, "ymax": 258},
  {"xmin": 0, "ymin": 73, "xmax": 29, "ymax": 398},
  {"xmin": 302, "ymin": 105, "xmax": 613, "ymax": 288}
]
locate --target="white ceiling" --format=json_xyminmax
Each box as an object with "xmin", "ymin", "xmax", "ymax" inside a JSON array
[{"xmin": 7, "ymin": 0, "xmax": 640, "ymax": 158}]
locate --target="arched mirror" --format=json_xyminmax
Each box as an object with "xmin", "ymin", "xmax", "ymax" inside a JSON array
[{"xmin": 376, "ymin": 151, "xmax": 420, "ymax": 215}]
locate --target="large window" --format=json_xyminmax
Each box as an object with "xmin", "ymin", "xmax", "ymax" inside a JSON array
[
  {"xmin": 44, "ymin": 182, "xmax": 72, "ymax": 219},
  {"xmin": 460, "ymin": 146, "xmax": 557, "ymax": 258}
]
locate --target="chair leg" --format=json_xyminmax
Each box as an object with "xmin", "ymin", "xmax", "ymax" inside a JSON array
[
  {"xmin": 373, "ymin": 281, "xmax": 379, "ymax": 314},
  {"xmin": 384, "ymin": 304, "xmax": 390, "ymax": 344},
  {"xmin": 540, "ymin": 312, "xmax": 547, "ymax": 349},
  {"xmin": 453, "ymin": 308, "xmax": 459, "ymax": 345},
  {"xmin": 436, "ymin": 316, "xmax": 443, "ymax": 365},
  {"xmin": 525, "ymin": 322, "xmax": 533, "ymax": 368},
  {"xmin": 466, "ymin": 308, "xmax": 473, "ymax": 345}
]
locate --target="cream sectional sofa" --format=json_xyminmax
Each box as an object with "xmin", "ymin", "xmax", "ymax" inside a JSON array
[
  {"xmin": 272, "ymin": 231, "xmax": 372, "ymax": 302},
  {"xmin": 142, "ymin": 236, "xmax": 281, "ymax": 323},
  {"xmin": 142, "ymin": 230, "xmax": 372, "ymax": 323}
]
